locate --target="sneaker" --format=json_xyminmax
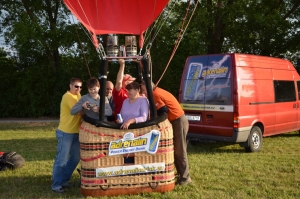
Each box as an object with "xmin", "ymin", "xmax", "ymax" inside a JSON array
[
  {"xmin": 178, "ymin": 177, "xmax": 192, "ymax": 186},
  {"xmin": 52, "ymin": 187, "xmax": 65, "ymax": 193}
]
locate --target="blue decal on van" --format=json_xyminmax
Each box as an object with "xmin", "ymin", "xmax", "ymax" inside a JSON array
[
  {"xmin": 183, "ymin": 55, "xmax": 232, "ymax": 104},
  {"xmin": 184, "ymin": 63, "xmax": 202, "ymax": 100}
]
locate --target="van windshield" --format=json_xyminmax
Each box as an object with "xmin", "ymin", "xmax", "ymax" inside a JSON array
[{"xmin": 182, "ymin": 54, "xmax": 232, "ymax": 105}]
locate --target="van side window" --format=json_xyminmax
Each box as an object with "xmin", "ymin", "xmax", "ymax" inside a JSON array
[
  {"xmin": 297, "ymin": 81, "xmax": 300, "ymax": 100},
  {"xmin": 274, "ymin": 80, "xmax": 296, "ymax": 102}
]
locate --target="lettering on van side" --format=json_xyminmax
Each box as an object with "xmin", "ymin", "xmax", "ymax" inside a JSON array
[
  {"xmin": 201, "ymin": 67, "xmax": 228, "ymax": 79},
  {"xmin": 180, "ymin": 104, "xmax": 233, "ymax": 112}
]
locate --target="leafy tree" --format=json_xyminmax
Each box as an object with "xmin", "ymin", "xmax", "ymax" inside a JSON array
[
  {"xmin": 0, "ymin": 0, "xmax": 98, "ymax": 117},
  {"xmin": 150, "ymin": 0, "xmax": 300, "ymax": 96},
  {"xmin": 1, "ymin": 0, "xmax": 300, "ymax": 117},
  {"xmin": 0, "ymin": 48, "xmax": 20, "ymax": 117}
]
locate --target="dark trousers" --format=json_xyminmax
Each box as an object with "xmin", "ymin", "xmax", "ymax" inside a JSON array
[{"xmin": 171, "ymin": 115, "xmax": 190, "ymax": 180}]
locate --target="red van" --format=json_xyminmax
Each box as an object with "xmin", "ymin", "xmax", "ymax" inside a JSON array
[{"xmin": 179, "ymin": 53, "xmax": 300, "ymax": 152}]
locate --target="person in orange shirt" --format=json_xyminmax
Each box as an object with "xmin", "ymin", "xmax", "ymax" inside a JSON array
[{"xmin": 141, "ymin": 81, "xmax": 191, "ymax": 186}]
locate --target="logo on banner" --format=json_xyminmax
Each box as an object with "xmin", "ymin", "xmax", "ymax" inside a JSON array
[{"xmin": 108, "ymin": 130, "xmax": 161, "ymax": 156}]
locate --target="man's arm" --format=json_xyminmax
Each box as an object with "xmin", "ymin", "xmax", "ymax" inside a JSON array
[{"xmin": 115, "ymin": 59, "xmax": 125, "ymax": 91}]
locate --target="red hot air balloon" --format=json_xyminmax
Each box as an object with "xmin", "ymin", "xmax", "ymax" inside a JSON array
[
  {"xmin": 63, "ymin": 0, "xmax": 169, "ymax": 49},
  {"xmin": 62, "ymin": 1, "xmax": 178, "ymax": 197}
]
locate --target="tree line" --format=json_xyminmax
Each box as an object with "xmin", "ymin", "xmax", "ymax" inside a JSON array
[{"xmin": 0, "ymin": 0, "xmax": 300, "ymax": 118}]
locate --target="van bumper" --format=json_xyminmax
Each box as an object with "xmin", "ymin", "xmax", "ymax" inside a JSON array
[{"xmin": 187, "ymin": 126, "xmax": 251, "ymax": 143}]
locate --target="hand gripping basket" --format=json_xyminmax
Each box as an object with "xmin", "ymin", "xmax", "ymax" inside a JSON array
[{"xmin": 79, "ymin": 117, "xmax": 175, "ymax": 197}]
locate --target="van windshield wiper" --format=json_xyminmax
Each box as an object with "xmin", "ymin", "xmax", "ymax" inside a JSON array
[
  {"xmin": 206, "ymin": 100, "xmax": 225, "ymax": 102},
  {"xmin": 186, "ymin": 99, "xmax": 204, "ymax": 101}
]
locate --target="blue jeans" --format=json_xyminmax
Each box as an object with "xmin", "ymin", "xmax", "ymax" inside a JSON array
[{"xmin": 51, "ymin": 129, "xmax": 80, "ymax": 190}]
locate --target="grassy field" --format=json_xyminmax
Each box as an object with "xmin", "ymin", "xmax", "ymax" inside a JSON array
[{"xmin": 0, "ymin": 122, "xmax": 299, "ymax": 199}]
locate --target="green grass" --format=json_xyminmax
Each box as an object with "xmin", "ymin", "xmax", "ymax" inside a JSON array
[{"xmin": 0, "ymin": 122, "xmax": 300, "ymax": 199}]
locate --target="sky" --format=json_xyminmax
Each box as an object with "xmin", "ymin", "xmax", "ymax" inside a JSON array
[
  {"xmin": 0, "ymin": 36, "xmax": 17, "ymax": 56},
  {"xmin": 0, "ymin": 37, "xmax": 6, "ymax": 47}
]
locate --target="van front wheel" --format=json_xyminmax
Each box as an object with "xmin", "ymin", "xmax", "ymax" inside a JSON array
[{"xmin": 245, "ymin": 126, "xmax": 262, "ymax": 152}]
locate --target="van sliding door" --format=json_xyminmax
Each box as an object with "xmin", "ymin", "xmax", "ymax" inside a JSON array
[
  {"xmin": 297, "ymin": 81, "xmax": 300, "ymax": 129},
  {"xmin": 274, "ymin": 80, "xmax": 298, "ymax": 134}
]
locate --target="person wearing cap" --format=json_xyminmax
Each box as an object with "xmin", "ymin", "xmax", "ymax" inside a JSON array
[{"xmin": 112, "ymin": 59, "xmax": 136, "ymax": 118}]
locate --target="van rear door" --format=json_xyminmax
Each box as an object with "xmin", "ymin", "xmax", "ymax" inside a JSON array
[{"xmin": 180, "ymin": 54, "xmax": 234, "ymax": 138}]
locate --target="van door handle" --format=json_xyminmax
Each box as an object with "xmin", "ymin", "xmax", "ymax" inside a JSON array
[
  {"xmin": 293, "ymin": 103, "xmax": 297, "ymax": 109},
  {"xmin": 206, "ymin": 115, "xmax": 213, "ymax": 121}
]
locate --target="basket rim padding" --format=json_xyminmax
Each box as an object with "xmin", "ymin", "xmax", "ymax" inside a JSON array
[{"xmin": 82, "ymin": 113, "xmax": 168, "ymax": 129}]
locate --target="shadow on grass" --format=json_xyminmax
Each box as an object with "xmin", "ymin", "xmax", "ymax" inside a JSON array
[
  {"xmin": 187, "ymin": 141, "xmax": 245, "ymax": 154},
  {"xmin": 0, "ymin": 122, "xmax": 58, "ymax": 131},
  {"xmin": 0, "ymin": 174, "xmax": 83, "ymax": 199},
  {"xmin": 265, "ymin": 132, "xmax": 299, "ymax": 139},
  {"xmin": 0, "ymin": 137, "xmax": 57, "ymax": 161},
  {"xmin": 186, "ymin": 131, "xmax": 300, "ymax": 154}
]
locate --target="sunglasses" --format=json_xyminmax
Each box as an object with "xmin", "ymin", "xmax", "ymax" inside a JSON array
[{"xmin": 74, "ymin": 85, "xmax": 82, "ymax": 89}]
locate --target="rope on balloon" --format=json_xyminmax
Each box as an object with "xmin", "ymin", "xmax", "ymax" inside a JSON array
[
  {"xmin": 155, "ymin": 0, "xmax": 199, "ymax": 87},
  {"xmin": 70, "ymin": 15, "xmax": 92, "ymax": 78}
]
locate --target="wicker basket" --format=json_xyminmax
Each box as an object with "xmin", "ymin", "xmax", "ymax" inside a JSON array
[{"xmin": 79, "ymin": 119, "xmax": 175, "ymax": 197}]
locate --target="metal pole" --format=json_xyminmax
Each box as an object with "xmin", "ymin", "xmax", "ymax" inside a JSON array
[
  {"xmin": 98, "ymin": 60, "xmax": 108, "ymax": 121},
  {"xmin": 141, "ymin": 58, "xmax": 157, "ymax": 120}
]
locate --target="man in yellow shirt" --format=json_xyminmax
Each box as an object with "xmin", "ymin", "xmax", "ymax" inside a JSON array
[{"xmin": 52, "ymin": 77, "xmax": 83, "ymax": 193}]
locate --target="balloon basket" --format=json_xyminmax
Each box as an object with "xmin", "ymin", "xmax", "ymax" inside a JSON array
[{"xmin": 79, "ymin": 120, "xmax": 175, "ymax": 197}]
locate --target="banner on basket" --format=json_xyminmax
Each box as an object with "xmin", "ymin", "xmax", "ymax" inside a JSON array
[
  {"xmin": 96, "ymin": 162, "xmax": 165, "ymax": 177},
  {"xmin": 108, "ymin": 130, "xmax": 161, "ymax": 156}
]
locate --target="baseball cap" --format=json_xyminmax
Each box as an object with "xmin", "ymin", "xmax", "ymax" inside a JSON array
[{"xmin": 123, "ymin": 74, "xmax": 136, "ymax": 82}]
